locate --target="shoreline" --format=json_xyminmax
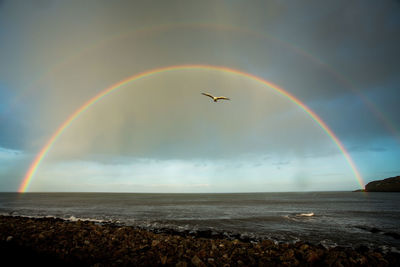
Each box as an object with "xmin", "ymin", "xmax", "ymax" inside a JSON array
[
  {"xmin": 3, "ymin": 212, "xmax": 399, "ymax": 250},
  {"xmin": 1, "ymin": 215, "xmax": 400, "ymax": 266}
]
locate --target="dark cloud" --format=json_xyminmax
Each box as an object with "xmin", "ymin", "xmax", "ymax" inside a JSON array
[{"xmin": 251, "ymin": 0, "xmax": 400, "ymax": 110}]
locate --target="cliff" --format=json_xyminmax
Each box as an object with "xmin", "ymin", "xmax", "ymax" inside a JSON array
[{"xmin": 365, "ymin": 176, "xmax": 400, "ymax": 192}]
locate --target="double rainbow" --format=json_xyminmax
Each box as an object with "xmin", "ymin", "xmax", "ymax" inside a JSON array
[{"xmin": 19, "ymin": 64, "xmax": 364, "ymax": 192}]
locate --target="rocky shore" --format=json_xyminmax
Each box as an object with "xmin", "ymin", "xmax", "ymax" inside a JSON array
[
  {"xmin": 1, "ymin": 215, "xmax": 399, "ymax": 266},
  {"xmin": 365, "ymin": 176, "xmax": 400, "ymax": 192},
  {"xmin": 354, "ymin": 175, "xmax": 400, "ymax": 192}
]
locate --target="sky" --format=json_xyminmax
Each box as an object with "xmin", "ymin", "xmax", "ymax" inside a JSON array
[{"xmin": 0, "ymin": 0, "xmax": 399, "ymax": 192}]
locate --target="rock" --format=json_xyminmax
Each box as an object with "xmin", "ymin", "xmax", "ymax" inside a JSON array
[
  {"xmin": 1, "ymin": 215, "xmax": 400, "ymax": 266},
  {"xmin": 191, "ymin": 255, "xmax": 205, "ymax": 267},
  {"xmin": 307, "ymin": 251, "xmax": 320, "ymax": 263},
  {"xmin": 357, "ymin": 256, "xmax": 368, "ymax": 265},
  {"xmin": 285, "ymin": 249, "xmax": 294, "ymax": 258},
  {"xmin": 365, "ymin": 175, "xmax": 400, "ymax": 192},
  {"xmin": 300, "ymin": 244, "xmax": 309, "ymax": 251},
  {"xmin": 160, "ymin": 255, "xmax": 167, "ymax": 265},
  {"xmin": 175, "ymin": 261, "xmax": 187, "ymax": 267},
  {"xmin": 197, "ymin": 230, "xmax": 212, "ymax": 238},
  {"xmin": 198, "ymin": 249, "xmax": 207, "ymax": 258},
  {"xmin": 356, "ymin": 245, "xmax": 369, "ymax": 253}
]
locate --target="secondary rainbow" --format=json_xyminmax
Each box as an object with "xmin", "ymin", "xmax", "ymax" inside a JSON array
[{"xmin": 19, "ymin": 64, "xmax": 365, "ymax": 192}]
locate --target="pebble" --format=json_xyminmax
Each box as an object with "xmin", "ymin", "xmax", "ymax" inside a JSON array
[
  {"xmin": 0, "ymin": 215, "xmax": 398, "ymax": 266},
  {"xmin": 191, "ymin": 255, "xmax": 204, "ymax": 267}
]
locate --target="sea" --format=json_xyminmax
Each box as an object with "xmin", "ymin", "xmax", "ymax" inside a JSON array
[{"xmin": 1, "ymin": 192, "xmax": 399, "ymax": 252}]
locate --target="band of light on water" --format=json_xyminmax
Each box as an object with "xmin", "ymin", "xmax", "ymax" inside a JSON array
[{"xmin": 19, "ymin": 64, "xmax": 365, "ymax": 192}]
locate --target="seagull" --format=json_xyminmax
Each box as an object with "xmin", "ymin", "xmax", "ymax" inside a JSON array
[{"xmin": 201, "ymin": 93, "xmax": 230, "ymax": 102}]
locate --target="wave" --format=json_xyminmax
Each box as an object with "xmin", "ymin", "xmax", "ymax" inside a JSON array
[
  {"xmin": 283, "ymin": 212, "xmax": 315, "ymax": 221},
  {"xmin": 297, "ymin": 212, "xmax": 315, "ymax": 217},
  {"xmin": 354, "ymin": 225, "xmax": 400, "ymax": 240},
  {"xmin": 64, "ymin": 215, "xmax": 109, "ymax": 223},
  {"xmin": 0, "ymin": 213, "xmax": 111, "ymax": 224}
]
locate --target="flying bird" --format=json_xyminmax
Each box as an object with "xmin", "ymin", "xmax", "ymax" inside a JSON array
[{"xmin": 201, "ymin": 93, "xmax": 230, "ymax": 102}]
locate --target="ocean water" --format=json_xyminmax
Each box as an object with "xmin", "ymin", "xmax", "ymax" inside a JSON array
[{"xmin": 1, "ymin": 192, "xmax": 399, "ymax": 251}]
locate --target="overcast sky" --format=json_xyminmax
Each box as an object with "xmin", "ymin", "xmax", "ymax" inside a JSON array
[{"xmin": 1, "ymin": 0, "xmax": 399, "ymax": 192}]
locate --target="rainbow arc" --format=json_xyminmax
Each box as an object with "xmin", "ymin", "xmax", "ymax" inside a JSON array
[{"xmin": 19, "ymin": 65, "xmax": 364, "ymax": 192}]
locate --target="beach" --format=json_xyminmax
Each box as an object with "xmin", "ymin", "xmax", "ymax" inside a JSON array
[{"xmin": 1, "ymin": 215, "xmax": 399, "ymax": 266}]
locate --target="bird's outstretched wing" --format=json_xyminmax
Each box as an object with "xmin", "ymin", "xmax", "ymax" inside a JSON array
[
  {"xmin": 216, "ymin": 96, "xmax": 230, "ymax": 101},
  {"xmin": 202, "ymin": 93, "xmax": 215, "ymax": 99}
]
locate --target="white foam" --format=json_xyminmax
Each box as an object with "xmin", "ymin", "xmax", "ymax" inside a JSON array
[
  {"xmin": 320, "ymin": 239, "xmax": 338, "ymax": 249},
  {"xmin": 64, "ymin": 215, "xmax": 106, "ymax": 223}
]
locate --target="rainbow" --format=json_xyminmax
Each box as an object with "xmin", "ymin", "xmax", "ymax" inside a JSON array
[{"xmin": 19, "ymin": 64, "xmax": 365, "ymax": 192}]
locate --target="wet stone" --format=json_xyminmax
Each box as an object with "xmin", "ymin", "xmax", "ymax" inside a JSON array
[
  {"xmin": 175, "ymin": 261, "xmax": 187, "ymax": 267},
  {"xmin": 191, "ymin": 255, "xmax": 205, "ymax": 267},
  {"xmin": 0, "ymin": 215, "xmax": 399, "ymax": 266}
]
